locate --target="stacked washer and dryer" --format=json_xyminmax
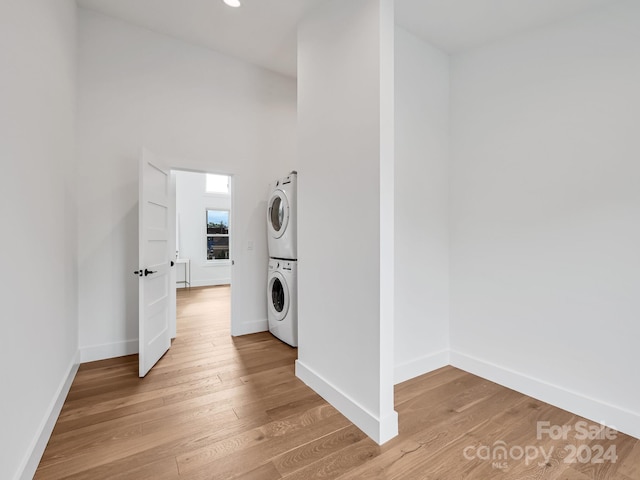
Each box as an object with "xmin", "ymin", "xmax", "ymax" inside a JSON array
[{"xmin": 266, "ymin": 172, "xmax": 298, "ymax": 347}]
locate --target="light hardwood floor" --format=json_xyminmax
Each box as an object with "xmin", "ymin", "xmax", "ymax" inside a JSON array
[{"xmin": 36, "ymin": 286, "xmax": 639, "ymax": 479}]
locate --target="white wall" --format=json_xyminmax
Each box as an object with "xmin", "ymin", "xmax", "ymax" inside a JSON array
[
  {"xmin": 450, "ymin": 1, "xmax": 640, "ymax": 438},
  {"xmin": 296, "ymin": 0, "xmax": 397, "ymax": 444},
  {"xmin": 77, "ymin": 9, "xmax": 297, "ymax": 361},
  {"xmin": 0, "ymin": 1, "xmax": 78, "ymax": 478},
  {"xmin": 394, "ymin": 27, "xmax": 450, "ymax": 384},
  {"xmin": 175, "ymin": 171, "xmax": 231, "ymax": 287}
]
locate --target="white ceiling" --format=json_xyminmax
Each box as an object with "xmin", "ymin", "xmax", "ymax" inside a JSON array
[
  {"xmin": 395, "ymin": 0, "xmax": 618, "ymax": 53},
  {"xmin": 76, "ymin": 0, "xmax": 327, "ymax": 77},
  {"xmin": 76, "ymin": 0, "xmax": 620, "ymax": 78}
]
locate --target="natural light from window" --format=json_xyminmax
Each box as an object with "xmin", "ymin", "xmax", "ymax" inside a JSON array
[
  {"xmin": 206, "ymin": 174, "xmax": 229, "ymax": 194},
  {"xmin": 206, "ymin": 210, "xmax": 230, "ymax": 260}
]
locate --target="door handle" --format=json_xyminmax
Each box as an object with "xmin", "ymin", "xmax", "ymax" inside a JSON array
[
  {"xmin": 170, "ymin": 260, "xmax": 175, "ymax": 267},
  {"xmin": 144, "ymin": 269, "xmax": 157, "ymax": 276},
  {"xmin": 134, "ymin": 270, "xmax": 142, "ymax": 277}
]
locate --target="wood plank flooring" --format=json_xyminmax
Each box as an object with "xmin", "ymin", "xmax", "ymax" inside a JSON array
[{"xmin": 35, "ymin": 286, "xmax": 639, "ymax": 479}]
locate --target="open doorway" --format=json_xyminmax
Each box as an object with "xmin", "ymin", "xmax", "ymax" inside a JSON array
[{"xmin": 172, "ymin": 169, "xmax": 233, "ymax": 332}]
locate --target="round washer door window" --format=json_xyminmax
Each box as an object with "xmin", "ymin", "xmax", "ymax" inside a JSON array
[
  {"xmin": 268, "ymin": 273, "xmax": 289, "ymax": 321},
  {"xmin": 268, "ymin": 190, "xmax": 289, "ymax": 239}
]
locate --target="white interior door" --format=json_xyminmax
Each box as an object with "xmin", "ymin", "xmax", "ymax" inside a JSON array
[
  {"xmin": 169, "ymin": 171, "xmax": 177, "ymax": 339},
  {"xmin": 138, "ymin": 148, "xmax": 172, "ymax": 377}
]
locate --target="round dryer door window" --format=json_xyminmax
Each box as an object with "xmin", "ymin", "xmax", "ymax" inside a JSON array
[
  {"xmin": 268, "ymin": 191, "xmax": 289, "ymax": 239},
  {"xmin": 268, "ymin": 273, "xmax": 289, "ymax": 321}
]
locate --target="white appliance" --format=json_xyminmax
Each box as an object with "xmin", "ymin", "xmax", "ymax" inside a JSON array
[
  {"xmin": 267, "ymin": 172, "xmax": 297, "ymax": 260},
  {"xmin": 267, "ymin": 258, "xmax": 298, "ymax": 347}
]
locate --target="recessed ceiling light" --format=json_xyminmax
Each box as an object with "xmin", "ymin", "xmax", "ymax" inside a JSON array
[{"xmin": 223, "ymin": 0, "xmax": 241, "ymax": 7}]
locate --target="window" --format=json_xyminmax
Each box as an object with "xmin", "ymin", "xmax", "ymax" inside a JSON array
[
  {"xmin": 206, "ymin": 210, "xmax": 229, "ymax": 260},
  {"xmin": 206, "ymin": 174, "xmax": 229, "ymax": 194}
]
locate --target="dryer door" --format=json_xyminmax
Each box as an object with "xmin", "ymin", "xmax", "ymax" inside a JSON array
[
  {"xmin": 268, "ymin": 271, "xmax": 289, "ymax": 321},
  {"xmin": 267, "ymin": 190, "xmax": 290, "ymax": 239}
]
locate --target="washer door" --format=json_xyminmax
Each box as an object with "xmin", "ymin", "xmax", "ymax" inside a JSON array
[
  {"xmin": 268, "ymin": 272, "xmax": 289, "ymax": 321},
  {"xmin": 267, "ymin": 190, "xmax": 290, "ymax": 239}
]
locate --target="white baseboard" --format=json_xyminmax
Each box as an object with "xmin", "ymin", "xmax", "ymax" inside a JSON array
[
  {"xmin": 394, "ymin": 349, "xmax": 450, "ymax": 385},
  {"xmin": 450, "ymin": 350, "xmax": 640, "ymax": 440},
  {"xmin": 80, "ymin": 339, "xmax": 138, "ymax": 363},
  {"xmin": 178, "ymin": 279, "xmax": 231, "ymax": 288},
  {"xmin": 231, "ymin": 318, "xmax": 268, "ymax": 337},
  {"xmin": 295, "ymin": 360, "xmax": 398, "ymax": 445},
  {"xmin": 17, "ymin": 350, "xmax": 80, "ymax": 480}
]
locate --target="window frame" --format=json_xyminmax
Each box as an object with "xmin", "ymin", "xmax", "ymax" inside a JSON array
[{"xmin": 205, "ymin": 208, "xmax": 230, "ymax": 263}]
